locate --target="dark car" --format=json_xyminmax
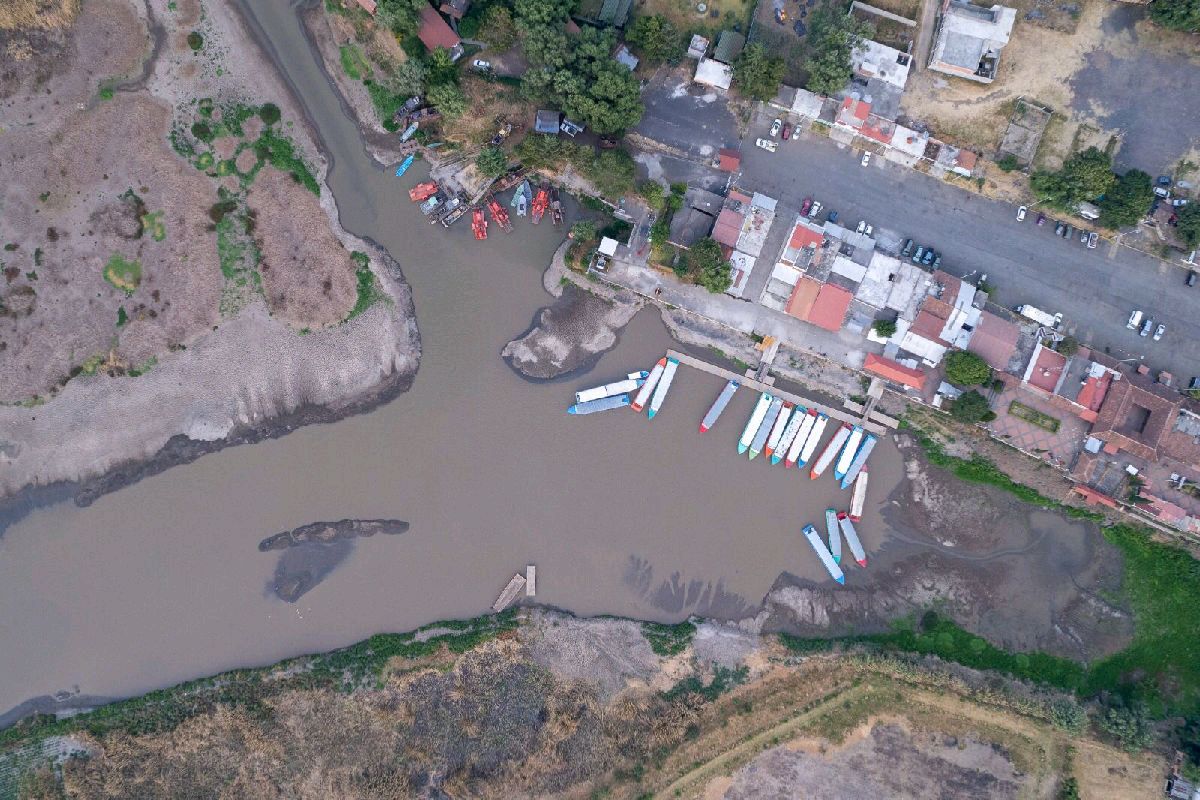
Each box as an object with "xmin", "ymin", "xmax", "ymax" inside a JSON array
[
  {"xmin": 922, "ymin": 249, "xmax": 936, "ymax": 266},
  {"xmin": 1054, "ymin": 221, "xmax": 1065, "ymax": 236},
  {"xmin": 781, "ymin": 122, "xmax": 792, "ymax": 140},
  {"xmin": 1188, "ymin": 271, "xmax": 1197, "ymax": 287},
  {"xmin": 800, "ymin": 196, "xmax": 813, "ymax": 216},
  {"xmin": 901, "ymin": 238, "xmax": 915, "ymax": 257},
  {"xmin": 931, "ymin": 255, "xmax": 942, "ymax": 270},
  {"xmin": 827, "ymin": 210, "xmax": 838, "ymax": 223},
  {"xmin": 1036, "ymin": 212, "xmax": 1046, "ymax": 226},
  {"xmin": 1158, "ymin": 175, "xmax": 1173, "ymax": 187},
  {"xmin": 1063, "ymin": 224, "xmax": 1073, "ymax": 239},
  {"xmin": 912, "ymin": 246, "xmax": 926, "ymax": 263}
]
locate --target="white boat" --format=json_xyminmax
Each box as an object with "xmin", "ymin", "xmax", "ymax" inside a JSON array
[
  {"xmin": 575, "ymin": 377, "xmax": 644, "ymax": 404},
  {"xmin": 784, "ymin": 410, "xmax": 817, "ymax": 468},
  {"xmin": 763, "ymin": 402, "xmax": 794, "ymax": 460},
  {"xmin": 627, "ymin": 370, "xmax": 650, "ymax": 381},
  {"xmin": 631, "ymin": 358, "xmax": 666, "ymax": 412},
  {"xmin": 738, "ymin": 393, "xmax": 773, "ymax": 455},
  {"xmin": 825, "ymin": 508, "xmax": 841, "ymax": 564},
  {"xmin": 567, "ymin": 394, "xmax": 631, "ymax": 415},
  {"xmin": 647, "ymin": 358, "xmax": 679, "ymax": 419},
  {"xmin": 839, "ymin": 434, "xmax": 877, "ymax": 489},
  {"xmin": 802, "ymin": 524, "xmax": 845, "ymax": 585},
  {"xmin": 838, "ymin": 512, "xmax": 867, "ymax": 567},
  {"xmin": 810, "ymin": 423, "xmax": 851, "ymax": 480},
  {"xmin": 833, "ymin": 426, "xmax": 864, "ymax": 483},
  {"xmin": 749, "ymin": 397, "xmax": 783, "ymax": 460},
  {"xmin": 849, "ymin": 468, "xmax": 868, "ymax": 522},
  {"xmin": 701, "ymin": 380, "xmax": 738, "ymax": 433},
  {"xmin": 773, "ymin": 405, "xmax": 806, "ymax": 464},
  {"xmin": 798, "ymin": 414, "xmax": 829, "ymax": 468}
]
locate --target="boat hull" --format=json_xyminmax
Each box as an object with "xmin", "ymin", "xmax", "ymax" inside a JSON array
[
  {"xmin": 839, "ymin": 435, "xmax": 877, "ymax": 489},
  {"xmin": 631, "ymin": 358, "xmax": 667, "ymax": 412},
  {"xmin": 798, "ymin": 414, "xmax": 829, "ymax": 468},
  {"xmin": 738, "ymin": 393, "xmax": 773, "ymax": 454},
  {"xmin": 568, "ymin": 394, "xmax": 631, "ymax": 415},
  {"xmin": 647, "ymin": 358, "xmax": 679, "ymax": 419},
  {"xmin": 764, "ymin": 403, "xmax": 794, "ymax": 460},
  {"xmin": 700, "ymin": 380, "xmax": 738, "ymax": 433},
  {"xmin": 849, "ymin": 467, "xmax": 868, "ymax": 522},
  {"xmin": 811, "ymin": 423, "xmax": 851, "ymax": 479},
  {"xmin": 749, "ymin": 397, "xmax": 783, "ymax": 460},
  {"xmin": 802, "ymin": 524, "xmax": 845, "ymax": 584},
  {"xmin": 838, "ymin": 512, "xmax": 867, "ymax": 566},
  {"xmin": 773, "ymin": 405, "xmax": 806, "ymax": 464},
  {"xmin": 825, "ymin": 508, "xmax": 841, "ymax": 563},
  {"xmin": 833, "ymin": 427, "xmax": 864, "ymax": 482}
]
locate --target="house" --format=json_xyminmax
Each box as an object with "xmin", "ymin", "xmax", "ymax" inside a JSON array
[
  {"xmin": 534, "ymin": 110, "xmax": 562, "ymax": 134},
  {"xmin": 1089, "ymin": 369, "xmax": 1185, "ymax": 462},
  {"xmin": 417, "ymin": 6, "xmax": 464, "ymax": 61},
  {"xmin": 687, "ymin": 34, "xmax": 709, "ymax": 60},
  {"xmin": 967, "ymin": 310, "xmax": 1019, "ymax": 371},
  {"xmin": 790, "ymin": 88, "xmax": 824, "ymax": 119},
  {"xmin": 667, "ymin": 188, "xmax": 724, "ymax": 249},
  {"xmin": 439, "ymin": 0, "xmax": 470, "ymax": 20},
  {"xmin": 716, "ymin": 148, "xmax": 740, "ymax": 172},
  {"xmin": 713, "ymin": 30, "xmax": 746, "ymax": 64},
  {"xmin": 727, "ymin": 250, "xmax": 757, "ymax": 298},
  {"xmin": 897, "ymin": 270, "xmax": 982, "ymax": 367},
  {"xmin": 864, "ymin": 353, "xmax": 929, "ymax": 391},
  {"xmin": 851, "ymin": 39, "xmax": 912, "ymax": 90},
  {"xmin": 927, "ymin": 1, "xmax": 1017, "ymax": 84},
  {"xmin": 694, "ymin": 58, "xmax": 733, "ymax": 91},
  {"xmin": 808, "ymin": 283, "xmax": 853, "ymax": 331},
  {"xmin": 596, "ymin": 0, "xmax": 634, "ymax": 26},
  {"xmin": 836, "ymin": 96, "xmax": 871, "ymax": 130},
  {"xmin": 614, "ymin": 43, "xmax": 639, "ymax": 71}
]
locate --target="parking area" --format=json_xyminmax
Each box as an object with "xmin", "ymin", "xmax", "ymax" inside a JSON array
[
  {"xmin": 633, "ymin": 65, "xmax": 741, "ymax": 162},
  {"xmin": 735, "ymin": 109, "xmax": 1200, "ymax": 381}
]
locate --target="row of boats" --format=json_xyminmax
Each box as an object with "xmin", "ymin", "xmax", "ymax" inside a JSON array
[
  {"xmin": 405, "ymin": 173, "xmax": 563, "ymax": 238},
  {"xmin": 566, "ymin": 356, "xmax": 877, "ymax": 585}
]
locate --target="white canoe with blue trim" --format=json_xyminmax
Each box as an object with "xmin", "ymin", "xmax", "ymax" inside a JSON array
[
  {"xmin": 825, "ymin": 507, "xmax": 841, "ymax": 564},
  {"xmin": 647, "ymin": 358, "xmax": 679, "ymax": 419},
  {"xmin": 764, "ymin": 402, "xmax": 794, "ymax": 460},
  {"xmin": 700, "ymin": 380, "xmax": 739, "ymax": 433},
  {"xmin": 810, "ymin": 423, "xmax": 851, "ymax": 480},
  {"xmin": 802, "ymin": 524, "xmax": 845, "ymax": 585},
  {"xmin": 839, "ymin": 433, "xmax": 877, "ymax": 489},
  {"xmin": 784, "ymin": 409, "xmax": 816, "ymax": 467},
  {"xmin": 838, "ymin": 512, "xmax": 867, "ymax": 567},
  {"xmin": 798, "ymin": 413, "xmax": 829, "ymax": 468},
  {"xmin": 773, "ymin": 405, "xmax": 806, "ymax": 464},
  {"xmin": 738, "ymin": 393, "xmax": 773, "ymax": 454},
  {"xmin": 749, "ymin": 397, "xmax": 783, "ymax": 460},
  {"xmin": 833, "ymin": 426, "xmax": 865, "ymax": 483},
  {"xmin": 631, "ymin": 358, "xmax": 666, "ymax": 413},
  {"xmin": 568, "ymin": 394, "xmax": 630, "ymax": 415},
  {"xmin": 575, "ymin": 377, "xmax": 645, "ymax": 404}
]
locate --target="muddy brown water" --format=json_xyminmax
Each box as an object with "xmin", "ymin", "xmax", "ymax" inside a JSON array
[{"xmin": 0, "ymin": 0, "xmax": 906, "ymax": 717}]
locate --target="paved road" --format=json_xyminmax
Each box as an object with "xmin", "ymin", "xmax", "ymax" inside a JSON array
[{"xmin": 737, "ymin": 125, "xmax": 1200, "ymax": 381}]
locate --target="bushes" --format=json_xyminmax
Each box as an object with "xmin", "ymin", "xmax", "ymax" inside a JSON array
[
  {"xmin": 1098, "ymin": 169, "xmax": 1154, "ymax": 229},
  {"xmin": 186, "ymin": 31, "xmax": 203, "ymax": 50},
  {"xmin": 872, "ymin": 319, "xmax": 896, "ymax": 338},
  {"xmin": 949, "ymin": 390, "xmax": 996, "ymax": 424},
  {"xmin": 642, "ymin": 620, "xmax": 695, "ymax": 656},
  {"xmin": 1030, "ymin": 147, "xmax": 1115, "ymax": 212},
  {"xmin": 253, "ymin": 130, "xmax": 320, "ymax": 195},
  {"xmin": 997, "ymin": 153, "xmax": 1020, "ymax": 172},
  {"xmin": 475, "ymin": 145, "xmax": 509, "ymax": 178},
  {"xmin": 258, "ymin": 103, "xmax": 281, "ymax": 126},
  {"xmin": 944, "ymin": 350, "xmax": 991, "ymax": 386}
]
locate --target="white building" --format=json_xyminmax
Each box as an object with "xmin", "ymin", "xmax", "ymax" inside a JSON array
[
  {"xmin": 851, "ymin": 39, "xmax": 913, "ymax": 90},
  {"xmin": 694, "ymin": 58, "xmax": 732, "ymax": 91}
]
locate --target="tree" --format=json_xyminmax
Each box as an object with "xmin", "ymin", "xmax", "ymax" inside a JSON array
[
  {"xmin": 426, "ymin": 81, "xmax": 467, "ymax": 117},
  {"xmin": 519, "ymin": 27, "xmax": 644, "ymax": 133},
  {"xmin": 803, "ymin": 8, "xmax": 872, "ymax": 97},
  {"xmin": 514, "ymin": 0, "xmax": 573, "ymax": 30},
  {"xmin": 949, "ymin": 390, "xmax": 995, "ymax": 424},
  {"xmin": 1099, "ymin": 169, "xmax": 1154, "ymax": 229},
  {"xmin": 570, "ymin": 220, "xmax": 597, "ymax": 241},
  {"xmin": 1058, "ymin": 777, "xmax": 1081, "ymax": 800},
  {"xmin": 638, "ymin": 180, "xmax": 665, "ymax": 209},
  {"xmin": 690, "ymin": 238, "xmax": 732, "ymax": 293},
  {"xmin": 1057, "ymin": 335, "xmax": 1079, "ymax": 356},
  {"xmin": 997, "ymin": 153, "xmax": 1019, "ymax": 172},
  {"xmin": 480, "ymin": 6, "xmax": 518, "ymax": 50},
  {"xmin": 1177, "ymin": 203, "xmax": 1200, "ymax": 248},
  {"xmin": 872, "ymin": 319, "xmax": 897, "ymax": 338},
  {"xmin": 578, "ymin": 147, "xmax": 637, "ymax": 198},
  {"xmin": 625, "ymin": 14, "xmax": 683, "ymax": 64},
  {"xmin": 376, "ymin": 0, "xmax": 430, "ymax": 35},
  {"xmin": 1098, "ymin": 702, "xmax": 1154, "ymax": 751},
  {"xmin": 381, "ymin": 58, "xmax": 427, "ymax": 97},
  {"xmin": 944, "ymin": 350, "xmax": 991, "ymax": 386},
  {"xmin": 258, "ymin": 103, "xmax": 281, "ymax": 125},
  {"xmin": 1030, "ymin": 147, "xmax": 1115, "ymax": 210},
  {"xmin": 425, "ymin": 47, "xmax": 459, "ymax": 85},
  {"xmin": 475, "ymin": 145, "xmax": 508, "ymax": 177},
  {"xmin": 1151, "ymin": 0, "xmax": 1200, "ymax": 31},
  {"xmin": 733, "ymin": 43, "xmax": 786, "ymax": 101}
]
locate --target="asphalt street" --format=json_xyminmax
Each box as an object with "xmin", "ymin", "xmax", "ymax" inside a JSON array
[{"xmin": 737, "ymin": 127, "xmax": 1200, "ymax": 382}]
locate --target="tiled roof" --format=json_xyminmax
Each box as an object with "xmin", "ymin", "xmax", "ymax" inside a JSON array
[
  {"xmin": 785, "ymin": 276, "xmax": 821, "ymax": 321},
  {"xmin": 418, "ymin": 6, "xmax": 460, "ymax": 53},
  {"xmin": 712, "ymin": 208, "xmax": 743, "ymax": 247},
  {"xmin": 909, "ymin": 308, "xmax": 950, "ymax": 345},
  {"xmin": 864, "ymin": 353, "xmax": 927, "ymax": 390},
  {"xmin": 788, "ymin": 222, "xmax": 823, "ymax": 251},
  {"xmin": 967, "ymin": 310, "xmax": 1019, "ymax": 370},
  {"xmin": 1090, "ymin": 372, "xmax": 1181, "ymax": 461},
  {"xmin": 808, "ymin": 283, "xmax": 853, "ymax": 331},
  {"xmin": 717, "ymin": 148, "xmax": 740, "ymax": 171},
  {"xmin": 1027, "ymin": 347, "xmax": 1066, "ymax": 394},
  {"xmin": 838, "ymin": 97, "xmax": 870, "ymax": 127}
]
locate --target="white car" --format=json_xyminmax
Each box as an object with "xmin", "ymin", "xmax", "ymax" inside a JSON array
[
  {"xmin": 1127, "ymin": 309, "xmax": 1143, "ymax": 329},
  {"xmin": 770, "ymin": 118, "xmax": 782, "ymax": 138},
  {"xmin": 856, "ymin": 220, "xmax": 867, "ymax": 234},
  {"xmin": 864, "ymin": 223, "xmax": 873, "ymax": 237},
  {"xmin": 861, "ymin": 152, "xmax": 872, "ymax": 167},
  {"xmin": 472, "ymin": 59, "xmax": 491, "ymax": 71},
  {"xmin": 808, "ymin": 200, "xmax": 823, "ymax": 219},
  {"xmin": 1016, "ymin": 205, "xmax": 1027, "ymax": 221},
  {"xmin": 755, "ymin": 137, "xmax": 777, "ymax": 152},
  {"xmin": 1154, "ymin": 323, "xmax": 1166, "ymax": 341}
]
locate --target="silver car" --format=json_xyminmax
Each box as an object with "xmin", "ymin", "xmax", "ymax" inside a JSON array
[
  {"xmin": 1154, "ymin": 323, "xmax": 1166, "ymax": 341},
  {"xmin": 1140, "ymin": 318, "xmax": 1154, "ymax": 337}
]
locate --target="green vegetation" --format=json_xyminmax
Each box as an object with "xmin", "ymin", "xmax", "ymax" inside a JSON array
[
  {"xmin": 949, "ymin": 389, "xmax": 996, "ymax": 424},
  {"xmin": 1099, "ymin": 169, "xmax": 1154, "ymax": 229},
  {"xmin": 733, "ymin": 43, "xmax": 785, "ymax": 101},
  {"xmin": 687, "ymin": 238, "xmax": 733, "ymax": 293},
  {"xmin": 642, "ymin": 620, "xmax": 696, "ymax": 657},
  {"xmin": 1031, "ymin": 147, "xmax": 1115, "ymax": 213},
  {"xmin": 1177, "ymin": 204, "xmax": 1200, "ymax": 248},
  {"xmin": 803, "ymin": 6, "xmax": 873, "ymax": 97},
  {"xmin": 661, "ymin": 665, "xmax": 748, "ymax": 702},
  {"xmin": 98, "ymin": 81, "xmax": 115, "ymax": 101},
  {"xmin": 186, "ymin": 31, "xmax": 203, "ymax": 50},
  {"xmin": 1150, "ymin": 0, "xmax": 1200, "ymax": 31},
  {"xmin": 944, "ymin": 350, "xmax": 991, "ymax": 386},
  {"xmin": 514, "ymin": 135, "xmax": 637, "ymax": 199},
  {"xmin": 426, "ymin": 80, "xmax": 468, "ymax": 118},
  {"xmin": 346, "ymin": 251, "xmax": 384, "ymax": 321},
  {"xmin": 997, "ymin": 153, "xmax": 1020, "ymax": 172},
  {"xmin": 253, "ymin": 129, "xmax": 319, "ymax": 195},
  {"xmin": 116, "ymin": 306, "xmax": 128, "ymax": 327},
  {"xmin": 102, "ymin": 254, "xmax": 141, "ymax": 294},
  {"xmin": 215, "ymin": 216, "xmax": 253, "ymax": 281},
  {"xmin": 1097, "ymin": 700, "xmax": 1154, "ymax": 751},
  {"xmin": 570, "ymin": 219, "xmax": 597, "ymax": 242},
  {"xmin": 625, "ymin": 14, "xmax": 684, "ymax": 64},
  {"xmin": 375, "ymin": 0, "xmax": 434, "ymax": 35},
  {"xmin": 258, "ymin": 103, "xmax": 281, "ymax": 126},
  {"xmin": 477, "ymin": 5, "xmax": 519, "ymax": 49},
  {"xmin": 872, "ymin": 319, "xmax": 896, "ymax": 338},
  {"xmin": 475, "ymin": 145, "xmax": 509, "ymax": 178},
  {"xmin": 339, "ymin": 43, "xmax": 372, "ymax": 80},
  {"xmin": 1008, "ymin": 400, "xmax": 1061, "ymax": 433},
  {"xmin": 140, "ymin": 210, "xmax": 166, "ymax": 241}
]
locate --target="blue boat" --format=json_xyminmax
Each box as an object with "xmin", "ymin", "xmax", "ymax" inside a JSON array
[
  {"xmin": 839, "ymin": 434, "xmax": 877, "ymax": 489},
  {"xmin": 568, "ymin": 393, "xmax": 631, "ymax": 415},
  {"xmin": 395, "ymin": 154, "xmax": 415, "ymax": 177},
  {"xmin": 802, "ymin": 524, "xmax": 845, "ymax": 585}
]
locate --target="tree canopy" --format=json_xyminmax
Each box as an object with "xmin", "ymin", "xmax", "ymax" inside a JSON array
[
  {"xmin": 427, "ymin": 81, "xmax": 467, "ymax": 117},
  {"xmin": 1030, "ymin": 147, "xmax": 1116, "ymax": 211},
  {"xmin": 625, "ymin": 14, "xmax": 683, "ymax": 64},
  {"xmin": 1151, "ymin": 0, "xmax": 1200, "ymax": 31},
  {"xmin": 803, "ymin": 8, "xmax": 873, "ymax": 97},
  {"xmin": 480, "ymin": 6, "xmax": 519, "ymax": 51},
  {"xmin": 689, "ymin": 238, "xmax": 732, "ymax": 293},
  {"xmin": 1098, "ymin": 169, "xmax": 1154, "ymax": 229},
  {"xmin": 475, "ymin": 145, "xmax": 509, "ymax": 177},
  {"xmin": 944, "ymin": 350, "xmax": 991, "ymax": 386},
  {"xmin": 570, "ymin": 219, "xmax": 597, "ymax": 241},
  {"xmin": 733, "ymin": 43, "xmax": 786, "ymax": 101},
  {"xmin": 949, "ymin": 390, "xmax": 996, "ymax": 424},
  {"xmin": 1177, "ymin": 204, "xmax": 1200, "ymax": 248},
  {"xmin": 375, "ymin": 0, "xmax": 431, "ymax": 35}
]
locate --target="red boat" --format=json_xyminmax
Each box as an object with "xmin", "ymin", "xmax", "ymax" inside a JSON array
[
  {"xmin": 408, "ymin": 181, "xmax": 438, "ymax": 202},
  {"xmin": 472, "ymin": 208, "xmax": 488, "ymax": 240},
  {"xmin": 486, "ymin": 195, "xmax": 513, "ymax": 233},
  {"xmin": 531, "ymin": 183, "xmax": 549, "ymax": 224},
  {"xmin": 550, "ymin": 186, "xmax": 563, "ymax": 226}
]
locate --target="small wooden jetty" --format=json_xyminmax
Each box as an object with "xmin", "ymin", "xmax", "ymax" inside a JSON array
[{"xmin": 493, "ymin": 573, "xmax": 526, "ymax": 612}]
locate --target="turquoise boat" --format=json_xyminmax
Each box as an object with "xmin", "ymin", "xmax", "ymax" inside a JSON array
[
  {"xmin": 394, "ymin": 154, "xmax": 415, "ymax": 177},
  {"xmin": 568, "ymin": 394, "xmax": 631, "ymax": 415}
]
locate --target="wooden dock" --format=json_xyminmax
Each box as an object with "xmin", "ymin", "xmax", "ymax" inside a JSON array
[
  {"xmin": 665, "ymin": 350, "xmax": 895, "ymax": 436},
  {"xmin": 493, "ymin": 574, "xmax": 526, "ymax": 612}
]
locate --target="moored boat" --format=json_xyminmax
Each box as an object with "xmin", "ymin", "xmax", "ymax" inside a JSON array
[
  {"xmin": 511, "ymin": 180, "xmax": 531, "ymax": 216},
  {"xmin": 575, "ymin": 377, "xmax": 645, "ymax": 404},
  {"xmin": 749, "ymin": 397, "xmax": 783, "ymax": 460},
  {"xmin": 394, "ymin": 153, "xmax": 415, "ymax": 177},
  {"xmin": 738, "ymin": 392, "xmax": 773, "ymax": 454},
  {"xmin": 441, "ymin": 194, "xmax": 469, "ymax": 226},
  {"xmin": 486, "ymin": 195, "xmax": 513, "ymax": 233},
  {"xmin": 419, "ymin": 193, "xmax": 443, "ymax": 215},
  {"xmin": 798, "ymin": 413, "xmax": 829, "ymax": 468},
  {"xmin": 802, "ymin": 524, "xmax": 845, "ymax": 585},
  {"xmin": 810, "ymin": 423, "xmax": 851, "ymax": 480},
  {"xmin": 550, "ymin": 186, "xmax": 563, "ymax": 225},
  {"xmin": 833, "ymin": 426, "xmax": 864, "ymax": 483},
  {"xmin": 764, "ymin": 402, "xmax": 794, "ymax": 460},
  {"xmin": 773, "ymin": 405, "xmax": 806, "ymax": 464},
  {"xmin": 647, "ymin": 357, "xmax": 679, "ymax": 419},
  {"xmin": 825, "ymin": 507, "xmax": 841, "ymax": 564},
  {"xmin": 472, "ymin": 208, "xmax": 487, "ymax": 240},
  {"xmin": 784, "ymin": 409, "xmax": 817, "ymax": 467},
  {"xmin": 631, "ymin": 358, "xmax": 666, "ymax": 412},
  {"xmin": 627, "ymin": 370, "xmax": 650, "ymax": 380},
  {"xmin": 531, "ymin": 183, "xmax": 549, "ymax": 224},
  {"xmin": 837, "ymin": 512, "xmax": 867, "ymax": 567},
  {"xmin": 849, "ymin": 467, "xmax": 868, "ymax": 522},
  {"xmin": 409, "ymin": 181, "xmax": 438, "ymax": 202},
  {"xmin": 700, "ymin": 380, "xmax": 739, "ymax": 433},
  {"xmin": 568, "ymin": 394, "xmax": 631, "ymax": 415},
  {"xmin": 839, "ymin": 434, "xmax": 877, "ymax": 489}
]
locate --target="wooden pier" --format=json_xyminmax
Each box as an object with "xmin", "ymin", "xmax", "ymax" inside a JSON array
[
  {"xmin": 492, "ymin": 573, "xmax": 526, "ymax": 612},
  {"xmin": 665, "ymin": 350, "xmax": 896, "ymax": 436}
]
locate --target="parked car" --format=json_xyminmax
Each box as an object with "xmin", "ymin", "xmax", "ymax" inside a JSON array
[
  {"xmin": 861, "ymin": 151, "xmax": 872, "ymax": 167},
  {"xmin": 800, "ymin": 197, "xmax": 813, "ymax": 216},
  {"xmin": 1154, "ymin": 323, "xmax": 1166, "ymax": 341},
  {"xmin": 1054, "ymin": 221, "xmax": 1066, "ymax": 236},
  {"xmin": 864, "ymin": 223, "xmax": 873, "ymax": 237},
  {"xmin": 931, "ymin": 255, "xmax": 942, "ymax": 270},
  {"xmin": 472, "ymin": 59, "xmax": 491, "ymax": 70},
  {"xmin": 1140, "ymin": 318, "xmax": 1154, "ymax": 337},
  {"xmin": 856, "ymin": 220, "xmax": 867, "ymax": 234},
  {"xmin": 1173, "ymin": 198, "xmax": 1190, "ymax": 208},
  {"xmin": 1063, "ymin": 224, "xmax": 1073, "ymax": 239},
  {"xmin": 901, "ymin": 238, "xmax": 915, "ymax": 257},
  {"xmin": 770, "ymin": 118, "xmax": 782, "ymax": 138},
  {"xmin": 1127, "ymin": 309, "xmax": 1143, "ymax": 329},
  {"xmin": 1154, "ymin": 186, "xmax": 1171, "ymax": 199},
  {"xmin": 1158, "ymin": 175, "xmax": 1173, "ymax": 187},
  {"xmin": 912, "ymin": 246, "xmax": 926, "ymax": 264},
  {"xmin": 781, "ymin": 122, "xmax": 793, "ymax": 140},
  {"xmin": 1080, "ymin": 229, "xmax": 1088, "ymax": 244},
  {"xmin": 1087, "ymin": 231, "xmax": 1098, "ymax": 249},
  {"xmin": 1187, "ymin": 270, "xmax": 1197, "ymax": 287},
  {"xmin": 808, "ymin": 200, "xmax": 823, "ymax": 219},
  {"xmin": 755, "ymin": 137, "xmax": 777, "ymax": 152},
  {"xmin": 1036, "ymin": 212, "xmax": 1046, "ymax": 226},
  {"xmin": 922, "ymin": 249, "xmax": 936, "ymax": 266},
  {"xmin": 1016, "ymin": 205, "xmax": 1027, "ymax": 221},
  {"xmin": 827, "ymin": 210, "xmax": 839, "ymax": 223}
]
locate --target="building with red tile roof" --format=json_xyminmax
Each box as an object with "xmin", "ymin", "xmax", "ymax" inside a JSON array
[
  {"xmin": 967, "ymin": 310, "xmax": 1019, "ymax": 371},
  {"xmin": 807, "ymin": 283, "xmax": 852, "ymax": 331},
  {"xmin": 836, "ymin": 97, "xmax": 871, "ymax": 129},
  {"xmin": 785, "ymin": 276, "xmax": 821, "ymax": 321},
  {"xmin": 1024, "ymin": 345, "xmax": 1066, "ymax": 394},
  {"xmin": 864, "ymin": 353, "xmax": 928, "ymax": 391},
  {"xmin": 1089, "ymin": 372, "xmax": 1182, "ymax": 462},
  {"xmin": 712, "ymin": 208, "xmax": 743, "ymax": 248},
  {"xmin": 788, "ymin": 222, "xmax": 823, "ymax": 251},
  {"xmin": 717, "ymin": 148, "xmax": 740, "ymax": 172},
  {"xmin": 418, "ymin": 6, "xmax": 463, "ymax": 59}
]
